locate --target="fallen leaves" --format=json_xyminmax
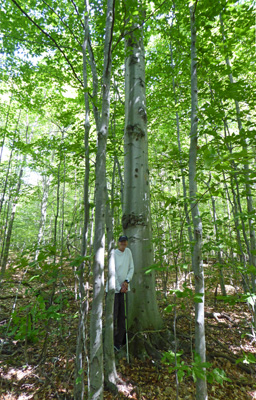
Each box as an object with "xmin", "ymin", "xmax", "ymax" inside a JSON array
[{"xmin": 1, "ymin": 270, "xmax": 256, "ymax": 399}]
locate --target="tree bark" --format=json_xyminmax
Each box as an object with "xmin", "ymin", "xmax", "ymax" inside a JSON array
[
  {"xmin": 189, "ymin": 5, "xmax": 208, "ymax": 400},
  {"xmin": 170, "ymin": 36, "xmax": 193, "ymax": 265},
  {"xmin": 74, "ymin": 5, "xmax": 91, "ymax": 397},
  {"xmin": 35, "ymin": 173, "xmax": 51, "ymax": 261},
  {"xmin": 89, "ymin": 1, "xmax": 115, "ymax": 399},
  {"xmin": 0, "ymin": 110, "xmax": 21, "ymax": 215},
  {"xmin": 0, "ymin": 165, "xmax": 24, "ymax": 282},
  {"xmin": 0, "ymin": 95, "xmax": 13, "ymax": 164},
  {"xmin": 104, "ymin": 189, "xmax": 118, "ymax": 393},
  {"xmin": 123, "ymin": 4, "xmax": 163, "ymax": 353}
]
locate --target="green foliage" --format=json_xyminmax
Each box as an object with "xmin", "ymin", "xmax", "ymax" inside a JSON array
[
  {"xmin": 75, "ymin": 368, "xmax": 84, "ymax": 384},
  {"xmin": 236, "ymin": 352, "xmax": 256, "ymax": 365},
  {"xmin": 217, "ymin": 293, "xmax": 256, "ymax": 307},
  {"xmin": 164, "ymin": 284, "xmax": 204, "ymax": 312},
  {"xmin": 9, "ymin": 294, "xmax": 64, "ymax": 343},
  {"xmin": 162, "ymin": 351, "xmax": 231, "ymax": 385}
]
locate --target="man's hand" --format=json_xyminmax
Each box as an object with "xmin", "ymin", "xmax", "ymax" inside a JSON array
[{"xmin": 120, "ymin": 281, "xmax": 128, "ymax": 293}]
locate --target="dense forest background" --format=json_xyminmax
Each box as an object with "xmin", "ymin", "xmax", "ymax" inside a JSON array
[{"xmin": 0, "ymin": 0, "xmax": 256, "ymax": 399}]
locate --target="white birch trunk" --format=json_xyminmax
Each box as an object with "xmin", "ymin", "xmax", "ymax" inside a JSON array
[
  {"xmin": 189, "ymin": 5, "xmax": 207, "ymax": 400},
  {"xmin": 123, "ymin": 11, "xmax": 162, "ymax": 341}
]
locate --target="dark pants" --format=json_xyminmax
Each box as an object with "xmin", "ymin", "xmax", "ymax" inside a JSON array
[{"xmin": 114, "ymin": 293, "xmax": 126, "ymax": 348}]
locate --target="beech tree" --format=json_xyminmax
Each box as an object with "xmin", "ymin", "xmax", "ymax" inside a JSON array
[
  {"xmin": 189, "ymin": 3, "xmax": 207, "ymax": 399},
  {"xmin": 122, "ymin": 0, "xmax": 163, "ymax": 355}
]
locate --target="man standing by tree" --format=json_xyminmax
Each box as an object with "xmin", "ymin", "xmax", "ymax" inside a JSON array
[{"xmin": 110, "ymin": 235, "xmax": 134, "ymax": 350}]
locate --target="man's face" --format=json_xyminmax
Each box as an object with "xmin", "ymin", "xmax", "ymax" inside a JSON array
[{"xmin": 118, "ymin": 240, "xmax": 128, "ymax": 252}]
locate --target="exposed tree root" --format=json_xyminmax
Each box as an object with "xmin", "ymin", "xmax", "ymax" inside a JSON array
[
  {"xmin": 126, "ymin": 329, "xmax": 174, "ymax": 361},
  {"xmin": 210, "ymin": 351, "xmax": 253, "ymax": 374},
  {"xmin": 104, "ymin": 380, "xmax": 118, "ymax": 395}
]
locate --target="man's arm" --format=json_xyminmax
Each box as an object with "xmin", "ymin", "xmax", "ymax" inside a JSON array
[
  {"xmin": 120, "ymin": 249, "xmax": 134, "ymax": 292},
  {"xmin": 126, "ymin": 249, "xmax": 134, "ymax": 282}
]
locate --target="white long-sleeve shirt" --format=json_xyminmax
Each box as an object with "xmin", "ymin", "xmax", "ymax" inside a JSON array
[
  {"xmin": 114, "ymin": 247, "xmax": 134, "ymax": 293},
  {"xmin": 106, "ymin": 247, "xmax": 134, "ymax": 293}
]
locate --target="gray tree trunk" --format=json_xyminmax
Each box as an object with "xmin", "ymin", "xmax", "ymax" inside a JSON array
[
  {"xmin": 0, "ymin": 110, "xmax": 21, "ymax": 215},
  {"xmin": 0, "ymin": 117, "xmax": 33, "ymax": 283},
  {"xmin": 123, "ymin": 7, "xmax": 162, "ymax": 349},
  {"xmin": 0, "ymin": 96, "xmax": 13, "ymax": 163},
  {"xmin": 189, "ymin": 5, "xmax": 207, "ymax": 400},
  {"xmin": 89, "ymin": 1, "xmax": 115, "ymax": 399},
  {"xmin": 170, "ymin": 38, "xmax": 193, "ymax": 257},
  {"xmin": 74, "ymin": 5, "xmax": 91, "ymax": 397},
  {"xmin": 104, "ymin": 188, "xmax": 118, "ymax": 393},
  {"xmin": 35, "ymin": 173, "xmax": 51, "ymax": 261},
  {"xmin": 0, "ymin": 163, "xmax": 24, "ymax": 282}
]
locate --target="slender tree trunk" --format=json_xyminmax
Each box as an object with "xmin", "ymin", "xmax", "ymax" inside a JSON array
[
  {"xmin": 0, "ymin": 117, "xmax": 33, "ymax": 283},
  {"xmin": 0, "ymin": 110, "xmax": 21, "ymax": 215},
  {"xmin": 0, "ymin": 195, "xmax": 11, "ymax": 266},
  {"xmin": 0, "ymin": 95, "xmax": 13, "ymax": 163},
  {"xmin": 207, "ymin": 180, "xmax": 226, "ymax": 296},
  {"xmin": 74, "ymin": 6, "xmax": 91, "ymax": 396},
  {"xmin": 0, "ymin": 154, "xmax": 25, "ymax": 283},
  {"xmin": 189, "ymin": 5, "xmax": 207, "ymax": 399},
  {"xmin": 123, "ymin": 4, "xmax": 163, "ymax": 354},
  {"xmin": 35, "ymin": 174, "xmax": 51, "ymax": 261},
  {"xmin": 104, "ymin": 188, "xmax": 118, "ymax": 393},
  {"xmin": 223, "ymin": 121, "xmax": 250, "ymax": 291},
  {"xmin": 40, "ymin": 146, "xmax": 61, "ymax": 360},
  {"xmin": 170, "ymin": 39, "xmax": 193, "ymax": 255},
  {"xmin": 89, "ymin": 1, "xmax": 115, "ymax": 398}
]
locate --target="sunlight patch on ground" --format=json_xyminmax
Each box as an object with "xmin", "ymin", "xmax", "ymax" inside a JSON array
[
  {"xmin": 1, "ymin": 366, "xmax": 33, "ymax": 381},
  {"xmin": 0, "ymin": 394, "xmax": 34, "ymax": 400}
]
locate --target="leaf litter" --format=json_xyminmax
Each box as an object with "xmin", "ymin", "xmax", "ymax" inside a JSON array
[{"xmin": 0, "ymin": 266, "xmax": 256, "ymax": 399}]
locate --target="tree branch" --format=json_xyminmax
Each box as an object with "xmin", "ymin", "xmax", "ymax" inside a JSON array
[
  {"xmin": 40, "ymin": 0, "xmax": 83, "ymax": 47},
  {"xmin": 3, "ymin": 34, "xmax": 79, "ymax": 52},
  {"xmin": 112, "ymin": 0, "xmax": 168, "ymax": 52},
  {"xmin": 10, "ymin": 0, "xmax": 83, "ymax": 87},
  {"xmin": 70, "ymin": 0, "xmax": 85, "ymax": 29},
  {"xmin": 106, "ymin": 0, "xmax": 116, "ymax": 74}
]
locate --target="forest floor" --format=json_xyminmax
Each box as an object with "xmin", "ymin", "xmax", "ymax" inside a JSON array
[{"xmin": 0, "ymin": 262, "xmax": 256, "ymax": 399}]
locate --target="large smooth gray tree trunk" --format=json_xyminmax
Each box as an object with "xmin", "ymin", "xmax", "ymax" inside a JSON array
[{"xmin": 123, "ymin": 8, "xmax": 162, "ymax": 354}]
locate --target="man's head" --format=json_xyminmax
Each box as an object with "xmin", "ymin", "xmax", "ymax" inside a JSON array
[{"xmin": 118, "ymin": 235, "xmax": 128, "ymax": 252}]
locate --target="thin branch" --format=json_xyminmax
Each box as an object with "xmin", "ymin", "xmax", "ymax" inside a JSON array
[
  {"xmin": 106, "ymin": 0, "xmax": 116, "ymax": 74},
  {"xmin": 10, "ymin": 0, "xmax": 83, "ymax": 87},
  {"xmin": 3, "ymin": 34, "xmax": 79, "ymax": 52},
  {"xmin": 191, "ymin": 0, "xmax": 199, "ymax": 19},
  {"xmin": 70, "ymin": 0, "xmax": 85, "ymax": 29},
  {"xmin": 112, "ymin": 0, "xmax": 168, "ymax": 52},
  {"xmin": 40, "ymin": 0, "xmax": 83, "ymax": 47}
]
